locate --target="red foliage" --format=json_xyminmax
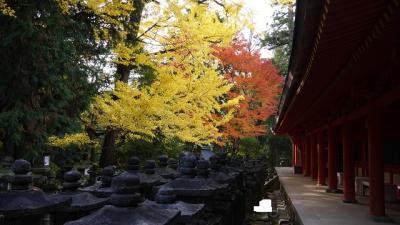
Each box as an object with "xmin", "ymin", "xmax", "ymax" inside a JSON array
[{"xmin": 213, "ymin": 39, "xmax": 283, "ymax": 141}]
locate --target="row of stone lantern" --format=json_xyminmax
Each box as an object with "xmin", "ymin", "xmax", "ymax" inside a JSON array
[{"xmin": 0, "ymin": 153, "xmax": 269, "ymax": 225}]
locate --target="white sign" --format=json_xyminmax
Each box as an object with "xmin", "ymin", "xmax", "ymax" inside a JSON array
[
  {"xmin": 44, "ymin": 156, "xmax": 50, "ymax": 167},
  {"xmin": 253, "ymin": 199, "xmax": 272, "ymax": 213}
]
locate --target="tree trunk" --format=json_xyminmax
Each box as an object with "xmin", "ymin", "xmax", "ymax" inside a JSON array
[
  {"xmin": 99, "ymin": 129, "xmax": 116, "ymax": 167},
  {"xmin": 99, "ymin": 65, "xmax": 128, "ymax": 167},
  {"xmin": 232, "ymin": 138, "xmax": 240, "ymax": 154},
  {"xmin": 4, "ymin": 136, "xmax": 15, "ymax": 158},
  {"xmin": 98, "ymin": 0, "xmax": 146, "ymax": 167}
]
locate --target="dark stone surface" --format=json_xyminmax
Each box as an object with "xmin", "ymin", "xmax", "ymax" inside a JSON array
[
  {"xmin": 143, "ymin": 199, "xmax": 205, "ymax": 224},
  {"xmin": 63, "ymin": 169, "xmax": 82, "ymax": 191},
  {"xmin": 158, "ymin": 155, "xmax": 169, "ymax": 167},
  {"xmin": 109, "ymin": 172, "xmax": 142, "ymax": 207},
  {"xmin": 56, "ymin": 169, "xmax": 109, "ymax": 213},
  {"xmin": 65, "ymin": 167, "xmax": 180, "ymax": 225},
  {"xmin": 167, "ymin": 158, "xmax": 178, "ymax": 170},
  {"xmin": 64, "ymin": 204, "xmax": 180, "ymax": 225},
  {"xmin": 139, "ymin": 160, "xmax": 163, "ymax": 186},
  {"xmin": 1, "ymin": 156, "xmax": 14, "ymax": 167},
  {"xmin": 12, "ymin": 159, "xmax": 31, "ymax": 174},
  {"xmin": 0, "ymin": 160, "xmax": 71, "ymax": 217},
  {"xmin": 156, "ymin": 155, "xmax": 178, "ymax": 180},
  {"xmin": 127, "ymin": 156, "xmax": 140, "ymax": 171},
  {"xmin": 100, "ymin": 166, "xmax": 115, "ymax": 187},
  {"xmin": 79, "ymin": 166, "xmax": 116, "ymax": 197},
  {"xmin": 163, "ymin": 154, "xmax": 228, "ymax": 199},
  {"xmin": 58, "ymin": 192, "xmax": 109, "ymax": 212},
  {"xmin": 0, "ymin": 190, "xmax": 71, "ymax": 216},
  {"xmin": 79, "ymin": 183, "xmax": 113, "ymax": 198}
]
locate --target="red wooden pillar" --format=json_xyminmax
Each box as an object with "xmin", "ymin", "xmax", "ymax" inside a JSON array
[
  {"xmin": 299, "ymin": 137, "xmax": 304, "ymax": 168},
  {"xmin": 294, "ymin": 139, "xmax": 298, "ymax": 166},
  {"xmin": 342, "ymin": 121, "xmax": 356, "ymax": 203},
  {"xmin": 362, "ymin": 138, "xmax": 368, "ymax": 177},
  {"xmin": 367, "ymin": 112, "xmax": 385, "ymax": 217},
  {"xmin": 317, "ymin": 130, "xmax": 326, "ymax": 186},
  {"xmin": 303, "ymin": 135, "xmax": 310, "ymax": 176},
  {"xmin": 311, "ymin": 133, "xmax": 318, "ymax": 180},
  {"xmin": 327, "ymin": 125, "xmax": 341, "ymax": 193},
  {"xmin": 301, "ymin": 140, "xmax": 305, "ymax": 171},
  {"xmin": 292, "ymin": 138, "xmax": 295, "ymax": 167}
]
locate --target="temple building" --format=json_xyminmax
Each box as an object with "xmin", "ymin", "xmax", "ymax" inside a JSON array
[{"xmin": 275, "ymin": 0, "xmax": 400, "ymax": 223}]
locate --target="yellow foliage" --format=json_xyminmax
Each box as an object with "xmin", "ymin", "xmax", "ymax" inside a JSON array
[
  {"xmin": 273, "ymin": 0, "xmax": 295, "ymax": 6},
  {"xmin": 88, "ymin": 1, "xmax": 248, "ymax": 144},
  {"xmin": 0, "ymin": 0, "xmax": 15, "ymax": 16},
  {"xmin": 48, "ymin": 133, "xmax": 97, "ymax": 149},
  {"xmin": 55, "ymin": 0, "xmax": 134, "ymax": 42}
]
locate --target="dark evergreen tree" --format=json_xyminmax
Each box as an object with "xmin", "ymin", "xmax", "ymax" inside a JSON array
[
  {"xmin": 0, "ymin": 1, "xmax": 107, "ymax": 158},
  {"xmin": 261, "ymin": 1, "xmax": 295, "ymax": 76}
]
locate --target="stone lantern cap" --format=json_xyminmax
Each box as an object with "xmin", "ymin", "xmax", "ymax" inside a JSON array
[
  {"xmin": 167, "ymin": 158, "xmax": 178, "ymax": 170},
  {"xmin": 0, "ymin": 159, "xmax": 71, "ymax": 217},
  {"xmin": 144, "ymin": 160, "xmax": 156, "ymax": 174},
  {"xmin": 64, "ymin": 203, "xmax": 180, "ymax": 225},
  {"xmin": 158, "ymin": 155, "xmax": 168, "ymax": 167},
  {"xmin": 56, "ymin": 169, "xmax": 108, "ymax": 212},
  {"xmin": 1, "ymin": 156, "xmax": 14, "ymax": 168},
  {"xmin": 79, "ymin": 165, "xmax": 116, "ymax": 197},
  {"xmin": 196, "ymin": 159, "xmax": 210, "ymax": 178},
  {"xmin": 65, "ymin": 172, "xmax": 180, "ymax": 225},
  {"xmin": 150, "ymin": 186, "xmax": 205, "ymax": 223},
  {"xmin": 156, "ymin": 156, "xmax": 178, "ymax": 180},
  {"xmin": 137, "ymin": 160, "xmax": 162, "ymax": 187},
  {"xmin": 127, "ymin": 156, "xmax": 140, "ymax": 171},
  {"xmin": 163, "ymin": 155, "xmax": 227, "ymax": 199}
]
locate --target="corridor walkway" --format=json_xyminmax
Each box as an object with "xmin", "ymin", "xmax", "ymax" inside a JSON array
[{"xmin": 276, "ymin": 167, "xmax": 400, "ymax": 225}]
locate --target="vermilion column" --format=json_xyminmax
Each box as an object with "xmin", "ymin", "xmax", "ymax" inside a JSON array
[
  {"xmin": 327, "ymin": 126, "xmax": 341, "ymax": 193},
  {"xmin": 317, "ymin": 130, "xmax": 326, "ymax": 186},
  {"xmin": 301, "ymin": 140, "xmax": 305, "ymax": 171},
  {"xmin": 342, "ymin": 121, "xmax": 356, "ymax": 203},
  {"xmin": 367, "ymin": 112, "xmax": 385, "ymax": 217},
  {"xmin": 294, "ymin": 139, "xmax": 298, "ymax": 166},
  {"xmin": 299, "ymin": 137, "xmax": 304, "ymax": 169},
  {"xmin": 311, "ymin": 133, "xmax": 318, "ymax": 180},
  {"xmin": 303, "ymin": 135, "xmax": 310, "ymax": 176},
  {"xmin": 292, "ymin": 139, "xmax": 295, "ymax": 167}
]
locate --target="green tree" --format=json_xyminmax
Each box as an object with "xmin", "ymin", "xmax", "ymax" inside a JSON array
[
  {"xmin": 0, "ymin": 1, "xmax": 122, "ymax": 159},
  {"xmin": 260, "ymin": 0, "xmax": 295, "ymax": 166},
  {"xmin": 261, "ymin": 1, "xmax": 295, "ymax": 75}
]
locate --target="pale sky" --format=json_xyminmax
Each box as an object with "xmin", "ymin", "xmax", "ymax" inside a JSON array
[{"xmin": 240, "ymin": 0, "xmax": 274, "ymax": 58}]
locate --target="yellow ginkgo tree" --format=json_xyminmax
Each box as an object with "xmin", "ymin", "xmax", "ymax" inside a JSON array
[
  {"xmin": 88, "ymin": 1, "xmax": 247, "ymax": 145},
  {"xmin": 50, "ymin": 0, "xmax": 250, "ymax": 166}
]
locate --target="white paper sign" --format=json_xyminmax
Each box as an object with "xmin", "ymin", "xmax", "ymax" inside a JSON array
[
  {"xmin": 44, "ymin": 156, "xmax": 50, "ymax": 166},
  {"xmin": 253, "ymin": 199, "xmax": 272, "ymax": 213},
  {"xmin": 84, "ymin": 168, "xmax": 90, "ymax": 176}
]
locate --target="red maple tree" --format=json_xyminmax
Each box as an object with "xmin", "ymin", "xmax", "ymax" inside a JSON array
[{"xmin": 214, "ymin": 39, "xmax": 283, "ymax": 148}]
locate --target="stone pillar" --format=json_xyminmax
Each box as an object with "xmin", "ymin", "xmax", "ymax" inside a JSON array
[
  {"xmin": 342, "ymin": 121, "xmax": 356, "ymax": 203},
  {"xmin": 311, "ymin": 133, "xmax": 318, "ymax": 180},
  {"xmin": 317, "ymin": 130, "xmax": 326, "ymax": 186},
  {"xmin": 367, "ymin": 112, "xmax": 385, "ymax": 217}
]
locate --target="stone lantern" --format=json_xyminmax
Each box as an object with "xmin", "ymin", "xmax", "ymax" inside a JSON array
[
  {"xmin": 0, "ymin": 159, "xmax": 71, "ymax": 225},
  {"xmin": 65, "ymin": 171, "xmax": 180, "ymax": 225},
  {"xmin": 156, "ymin": 155, "xmax": 179, "ymax": 180},
  {"xmin": 79, "ymin": 165, "xmax": 116, "ymax": 197},
  {"xmin": 52, "ymin": 169, "xmax": 109, "ymax": 224}
]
